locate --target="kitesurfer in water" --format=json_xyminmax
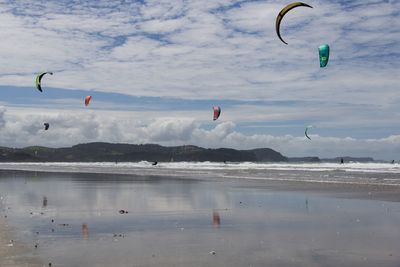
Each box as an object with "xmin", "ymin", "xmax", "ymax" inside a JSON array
[{"xmin": 152, "ymin": 161, "xmax": 158, "ymax": 166}]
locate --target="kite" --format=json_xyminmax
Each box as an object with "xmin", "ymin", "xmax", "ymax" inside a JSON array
[
  {"xmin": 319, "ymin": 44, "xmax": 330, "ymax": 67},
  {"xmin": 276, "ymin": 2, "xmax": 313, "ymax": 45},
  {"xmin": 305, "ymin": 125, "xmax": 313, "ymax": 140},
  {"xmin": 35, "ymin": 72, "xmax": 53, "ymax": 92},
  {"xmin": 85, "ymin": 96, "xmax": 92, "ymax": 106},
  {"xmin": 213, "ymin": 106, "xmax": 221, "ymax": 121}
]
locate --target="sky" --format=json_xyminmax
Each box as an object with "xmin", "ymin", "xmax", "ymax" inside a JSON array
[{"xmin": 0, "ymin": 0, "xmax": 399, "ymax": 160}]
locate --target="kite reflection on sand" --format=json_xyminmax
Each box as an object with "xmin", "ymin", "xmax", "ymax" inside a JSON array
[
  {"xmin": 212, "ymin": 210, "xmax": 221, "ymax": 228},
  {"xmin": 82, "ymin": 223, "xmax": 89, "ymax": 240}
]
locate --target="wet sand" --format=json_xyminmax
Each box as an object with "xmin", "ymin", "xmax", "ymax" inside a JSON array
[
  {"xmin": 1, "ymin": 169, "xmax": 400, "ymax": 266},
  {"xmin": 0, "ymin": 217, "xmax": 43, "ymax": 267}
]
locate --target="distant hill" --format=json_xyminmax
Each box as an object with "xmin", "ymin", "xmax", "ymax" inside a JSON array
[
  {"xmin": 0, "ymin": 143, "xmax": 378, "ymax": 163},
  {"xmin": 288, "ymin": 157, "xmax": 321, "ymax": 163},
  {"xmin": 0, "ymin": 142, "xmax": 287, "ymax": 162}
]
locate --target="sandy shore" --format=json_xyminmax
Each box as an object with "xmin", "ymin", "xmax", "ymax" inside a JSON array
[
  {"xmin": 0, "ymin": 217, "xmax": 43, "ymax": 267},
  {"xmin": 1, "ymin": 168, "xmax": 400, "ymax": 266}
]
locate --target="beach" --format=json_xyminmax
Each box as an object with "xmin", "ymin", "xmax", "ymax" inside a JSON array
[
  {"xmin": 0, "ymin": 217, "xmax": 43, "ymax": 267},
  {"xmin": 1, "ymin": 163, "xmax": 400, "ymax": 266}
]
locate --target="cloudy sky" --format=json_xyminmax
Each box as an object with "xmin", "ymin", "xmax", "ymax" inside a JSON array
[{"xmin": 0, "ymin": 0, "xmax": 399, "ymax": 159}]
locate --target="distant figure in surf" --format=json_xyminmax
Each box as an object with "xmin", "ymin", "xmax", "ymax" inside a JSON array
[
  {"xmin": 42, "ymin": 196, "xmax": 47, "ymax": 208},
  {"xmin": 340, "ymin": 158, "xmax": 344, "ymax": 164},
  {"xmin": 152, "ymin": 161, "xmax": 158, "ymax": 166},
  {"xmin": 391, "ymin": 160, "xmax": 395, "ymax": 164}
]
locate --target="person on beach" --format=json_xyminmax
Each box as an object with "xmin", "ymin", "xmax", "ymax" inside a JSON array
[{"xmin": 340, "ymin": 158, "xmax": 344, "ymax": 164}]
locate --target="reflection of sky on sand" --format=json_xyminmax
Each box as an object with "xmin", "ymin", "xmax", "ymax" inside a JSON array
[{"xmin": 0, "ymin": 171, "xmax": 400, "ymax": 267}]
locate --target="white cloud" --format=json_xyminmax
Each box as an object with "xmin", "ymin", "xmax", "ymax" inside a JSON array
[
  {"xmin": 0, "ymin": 0, "xmax": 397, "ymax": 102},
  {"xmin": 0, "ymin": 106, "xmax": 6, "ymax": 128},
  {"xmin": 1, "ymin": 106, "xmax": 400, "ymax": 160}
]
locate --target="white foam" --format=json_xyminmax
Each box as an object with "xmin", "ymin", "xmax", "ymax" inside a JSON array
[{"xmin": 0, "ymin": 161, "xmax": 399, "ymax": 174}]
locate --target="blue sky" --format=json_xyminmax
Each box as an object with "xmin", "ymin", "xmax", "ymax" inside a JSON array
[{"xmin": 0, "ymin": 0, "xmax": 399, "ymax": 159}]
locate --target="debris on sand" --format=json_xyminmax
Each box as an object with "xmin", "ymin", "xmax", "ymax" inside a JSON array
[
  {"xmin": 209, "ymin": 251, "xmax": 216, "ymax": 255},
  {"xmin": 113, "ymin": 233, "xmax": 125, "ymax": 238},
  {"xmin": 119, "ymin": 210, "xmax": 128, "ymax": 214}
]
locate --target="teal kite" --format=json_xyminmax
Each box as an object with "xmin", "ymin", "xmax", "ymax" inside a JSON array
[
  {"xmin": 305, "ymin": 125, "xmax": 313, "ymax": 140},
  {"xmin": 319, "ymin": 44, "xmax": 330, "ymax": 67}
]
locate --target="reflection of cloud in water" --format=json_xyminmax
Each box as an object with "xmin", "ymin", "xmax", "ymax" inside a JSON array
[
  {"xmin": 0, "ymin": 172, "xmax": 232, "ymax": 215},
  {"xmin": 0, "ymin": 171, "xmax": 400, "ymax": 266}
]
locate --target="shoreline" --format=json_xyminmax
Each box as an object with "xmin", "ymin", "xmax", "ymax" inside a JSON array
[
  {"xmin": 1, "ymin": 162, "xmax": 400, "ymax": 184},
  {"xmin": 2, "ymin": 167, "xmax": 400, "ymax": 202}
]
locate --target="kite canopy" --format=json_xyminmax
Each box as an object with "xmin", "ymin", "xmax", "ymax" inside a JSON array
[
  {"xmin": 275, "ymin": 2, "xmax": 313, "ymax": 45},
  {"xmin": 44, "ymin": 123, "xmax": 50, "ymax": 131},
  {"xmin": 85, "ymin": 96, "xmax": 92, "ymax": 106},
  {"xmin": 305, "ymin": 125, "xmax": 313, "ymax": 140},
  {"xmin": 35, "ymin": 72, "xmax": 53, "ymax": 92},
  {"xmin": 213, "ymin": 106, "xmax": 221, "ymax": 121},
  {"xmin": 319, "ymin": 44, "xmax": 330, "ymax": 67}
]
